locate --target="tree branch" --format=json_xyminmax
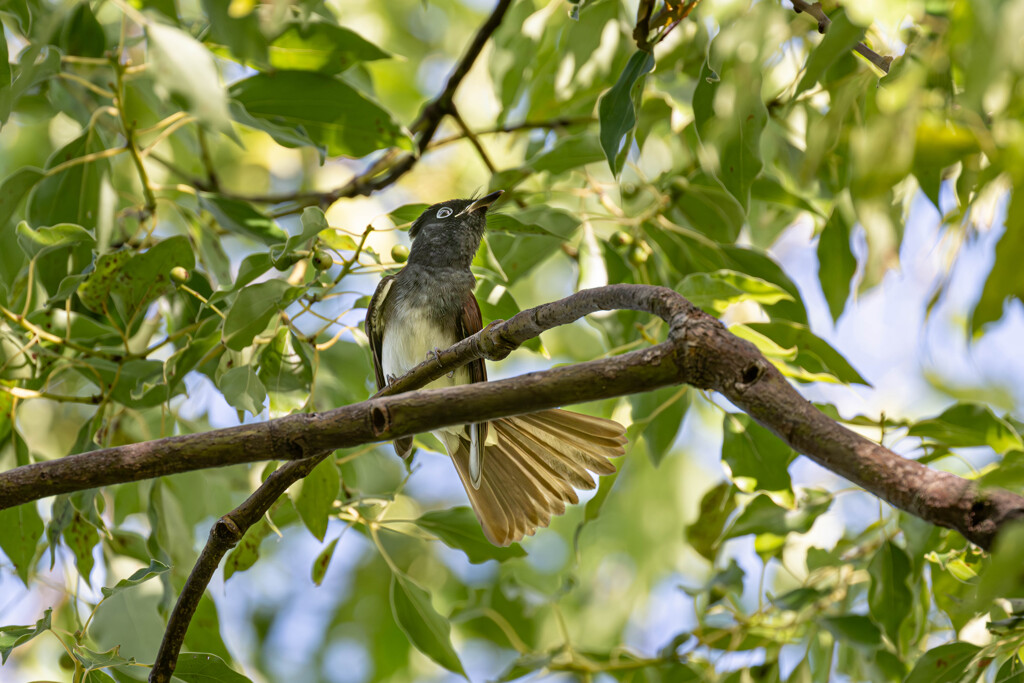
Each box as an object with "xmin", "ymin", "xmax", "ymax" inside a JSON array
[
  {"xmin": 790, "ymin": 0, "xmax": 893, "ymax": 74},
  {"xmin": 147, "ymin": 450, "xmax": 329, "ymax": 683},
  {"xmin": 4, "ymin": 284, "xmax": 1023, "ymax": 553}
]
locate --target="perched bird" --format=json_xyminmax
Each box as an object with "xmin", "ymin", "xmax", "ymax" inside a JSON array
[{"xmin": 364, "ymin": 191, "xmax": 626, "ymax": 546}]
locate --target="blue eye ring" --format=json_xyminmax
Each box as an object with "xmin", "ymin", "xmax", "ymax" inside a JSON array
[{"xmin": 436, "ymin": 207, "xmax": 453, "ymax": 218}]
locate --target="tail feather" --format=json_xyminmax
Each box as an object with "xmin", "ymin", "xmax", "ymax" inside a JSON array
[
  {"xmin": 514, "ymin": 414, "xmax": 620, "ymax": 475},
  {"xmin": 447, "ymin": 408, "xmax": 625, "ymax": 546}
]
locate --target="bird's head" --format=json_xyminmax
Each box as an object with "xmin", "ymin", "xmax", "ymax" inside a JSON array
[{"xmin": 407, "ymin": 190, "xmax": 503, "ymax": 268}]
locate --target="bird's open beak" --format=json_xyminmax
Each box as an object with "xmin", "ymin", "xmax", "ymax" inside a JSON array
[{"xmin": 457, "ymin": 190, "xmax": 504, "ymax": 217}]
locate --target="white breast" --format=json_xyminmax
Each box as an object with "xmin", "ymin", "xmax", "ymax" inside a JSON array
[{"xmin": 381, "ymin": 308, "xmax": 468, "ymax": 390}]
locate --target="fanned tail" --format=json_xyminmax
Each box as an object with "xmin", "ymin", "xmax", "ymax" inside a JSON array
[{"xmin": 448, "ymin": 409, "xmax": 626, "ymax": 546}]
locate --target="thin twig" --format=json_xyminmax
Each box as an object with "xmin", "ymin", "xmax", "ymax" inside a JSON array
[
  {"xmin": 789, "ymin": 0, "xmax": 893, "ymax": 74},
  {"xmin": 449, "ymin": 105, "xmax": 497, "ymax": 174}
]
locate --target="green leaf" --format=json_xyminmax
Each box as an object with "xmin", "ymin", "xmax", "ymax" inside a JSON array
[
  {"xmin": 972, "ymin": 523, "xmax": 1024, "ymax": 610},
  {"xmin": 258, "ymin": 328, "xmax": 313, "ymax": 400},
  {"xmin": 16, "ymin": 221, "xmax": 95, "ymax": 258},
  {"xmin": 770, "ymin": 587, "xmax": 828, "ymax": 611},
  {"xmin": 0, "ymin": 167, "xmax": 44, "ymax": 227},
  {"xmin": 228, "ymin": 101, "xmax": 322, "ymax": 155},
  {"xmin": 745, "ymin": 321, "xmax": 869, "ymax": 385},
  {"xmin": 0, "ymin": 608, "xmax": 51, "ymax": 664},
  {"xmin": 818, "ymin": 615, "xmax": 882, "ymax": 647},
  {"xmin": 312, "ymin": 536, "xmax": 339, "ymax": 586},
  {"xmin": 64, "ymin": 510, "xmax": 99, "ymax": 585},
  {"xmin": 222, "ymin": 279, "xmax": 291, "ymax": 351},
  {"xmin": 199, "ymin": 194, "xmax": 288, "ymax": 246},
  {"xmin": 629, "ymin": 385, "xmax": 689, "ymax": 466},
  {"xmin": 725, "ymin": 489, "xmax": 831, "ymax": 539},
  {"xmin": 979, "ymin": 450, "xmax": 1024, "ymax": 492},
  {"xmin": 201, "ymin": 0, "xmax": 267, "ymax": 64},
  {"xmin": 0, "ymin": 503, "xmax": 43, "ymax": 585},
  {"xmin": 668, "ymin": 174, "xmax": 746, "ymax": 243},
  {"xmin": 486, "ymin": 213, "xmax": 560, "ymax": 237},
  {"xmin": 415, "ymin": 507, "xmax": 527, "ymax": 563},
  {"xmin": 172, "ymin": 653, "xmax": 252, "ymax": 682},
  {"xmin": 77, "ymin": 236, "xmax": 195, "ymax": 321},
  {"xmin": 147, "ymin": 21, "xmax": 235, "ymax": 136},
  {"xmin": 296, "ymin": 457, "xmax": 340, "ymax": 542},
  {"xmin": 997, "ymin": 655, "xmax": 1024, "ymax": 683},
  {"xmin": 722, "ymin": 414, "xmax": 795, "ymax": 492},
  {"xmin": 100, "ymin": 560, "xmax": 170, "ymax": 598},
  {"xmin": 678, "ymin": 270, "xmax": 793, "ymax": 316},
  {"xmin": 528, "ymin": 134, "xmax": 605, "ymax": 175},
  {"xmin": 27, "ymin": 130, "xmax": 110, "ymax": 228},
  {"xmin": 390, "ymin": 204, "xmax": 430, "ymax": 227},
  {"xmin": 60, "ymin": 2, "xmax": 107, "ymax": 57},
  {"xmin": 867, "ymin": 541, "xmax": 912, "ymax": 645},
  {"xmin": 218, "ymin": 365, "xmax": 267, "ymax": 416},
  {"xmin": 390, "ymin": 571, "xmax": 466, "ymax": 676},
  {"xmin": 231, "ymin": 71, "xmax": 411, "ymax": 158},
  {"xmin": 598, "ymin": 50, "xmax": 655, "ymax": 176},
  {"xmin": 903, "ymin": 642, "xmax": 981, "ymax": 683},
  {"xmin": 908, "ymin": 403, "xmax": 1023, "ymax": 452},
  {"xmin": 795, "ymin": 11, "xmax": 865, "ymax": 97},
  {"xmin": 73, "ymin": 644, "xmax": 129, "ymax": 670},
  {"xmin": 693, "ymin": 59, "xmax": 767, "ymax": 211},
  {"xmin": 686, "ymin": 482, "xmax": 738, "ymax": 561},
  {"xmin": 267, "ymin": 22, "xmax": 389, "ymax": 73},
  {"xmin": 817, "ymin": 196, "xmax": 857, "ymax": 322}
]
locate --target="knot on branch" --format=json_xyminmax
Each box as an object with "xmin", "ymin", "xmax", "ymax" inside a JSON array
[
  {"xmin": 479, "ymin": 319, "xmax": 518, "ymax": 361},
  {"xmin": 369, "ymin": 400, "xmax": 391, "ymax": 437},
  {"xmin": 735, "ymin": 359, "xmax": 768, "ymax": 391},
  {"xmin": 211, "ymin": 515, "xmax": 244, "ymax": 547}
]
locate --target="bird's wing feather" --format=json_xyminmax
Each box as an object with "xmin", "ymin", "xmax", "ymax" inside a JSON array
[
  {"xmin": 365, "ymin": 275, "xmax": 413, "ymax": 458},
  {"xmin": 457, "ymin": 292, "xmax": 488, "ymax": 488},
  {"xmin": 365, "ymin": 275, "xmax": 394, "ymax": 392}
]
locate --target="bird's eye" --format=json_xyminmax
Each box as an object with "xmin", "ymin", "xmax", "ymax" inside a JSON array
[{"xmin": 436, "ymin": 207, "xmax": 453, "ymax": 219}]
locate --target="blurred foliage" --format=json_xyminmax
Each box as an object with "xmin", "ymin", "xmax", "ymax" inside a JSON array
[{"xmin": 1, "ymin": 0, "xmax": 1024, "ymax": 681}]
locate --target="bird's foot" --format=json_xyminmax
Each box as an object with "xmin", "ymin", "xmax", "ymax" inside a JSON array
[
  {"xmin": 426, "ymin": 348, "xmax": 454, "ymax": 378},
  {"xmin": 385, "ymin": 373, "xmax": 397, "ymax": 386}
]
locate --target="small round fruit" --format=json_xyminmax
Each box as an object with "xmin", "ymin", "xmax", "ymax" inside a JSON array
[
  {"xmin": 611, "ymin": 231, "xmax": 634, "ymax": 247},
  {"xmin": 628, "ymin": 245, "xmax": 649, "ymax": 266},
  {"xmin": 170, "ymin": 266, "xmax": 189, "ymax": 283},
  {"xmin": 391, "ymin": 244, "xmax": 410, "ymax": 263},
  {"xmin": 312, "ymin": 248, "xmax": 333, "ymax": 271}
]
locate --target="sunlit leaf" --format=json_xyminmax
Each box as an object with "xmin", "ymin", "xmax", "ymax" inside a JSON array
[
  {"xmin": 598, "ymin": 50, "xmax": 655, "ymax": 176},
  {"xmin": 908, "ymin": 403, "xmax": 1023, "ymax": 453},
  {"xmin": 147, "ymin": 21, "xmax": 235, "ymax": 136},
  {"xmin": 231, "ymin": 71, "xmax": 412, "ymax": 157}
]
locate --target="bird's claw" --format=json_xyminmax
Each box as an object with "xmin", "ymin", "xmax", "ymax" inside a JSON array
[
  {"xmin": 426, "ymin": 348, "xmax": 454, "ymax": 378},
  {"xmin": 385, "ymin": 373, "xmax": 397, "ymax": 386}
]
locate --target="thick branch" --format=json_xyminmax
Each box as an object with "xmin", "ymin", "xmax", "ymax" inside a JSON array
[{"xmin": 3, "ymin": 284, "xmax": 1023, "ymax": 551}]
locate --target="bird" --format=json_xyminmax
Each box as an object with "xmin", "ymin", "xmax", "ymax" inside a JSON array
[{"xmin": 364, "ymin": 191, "xmax": 627, "ymax": 546}]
